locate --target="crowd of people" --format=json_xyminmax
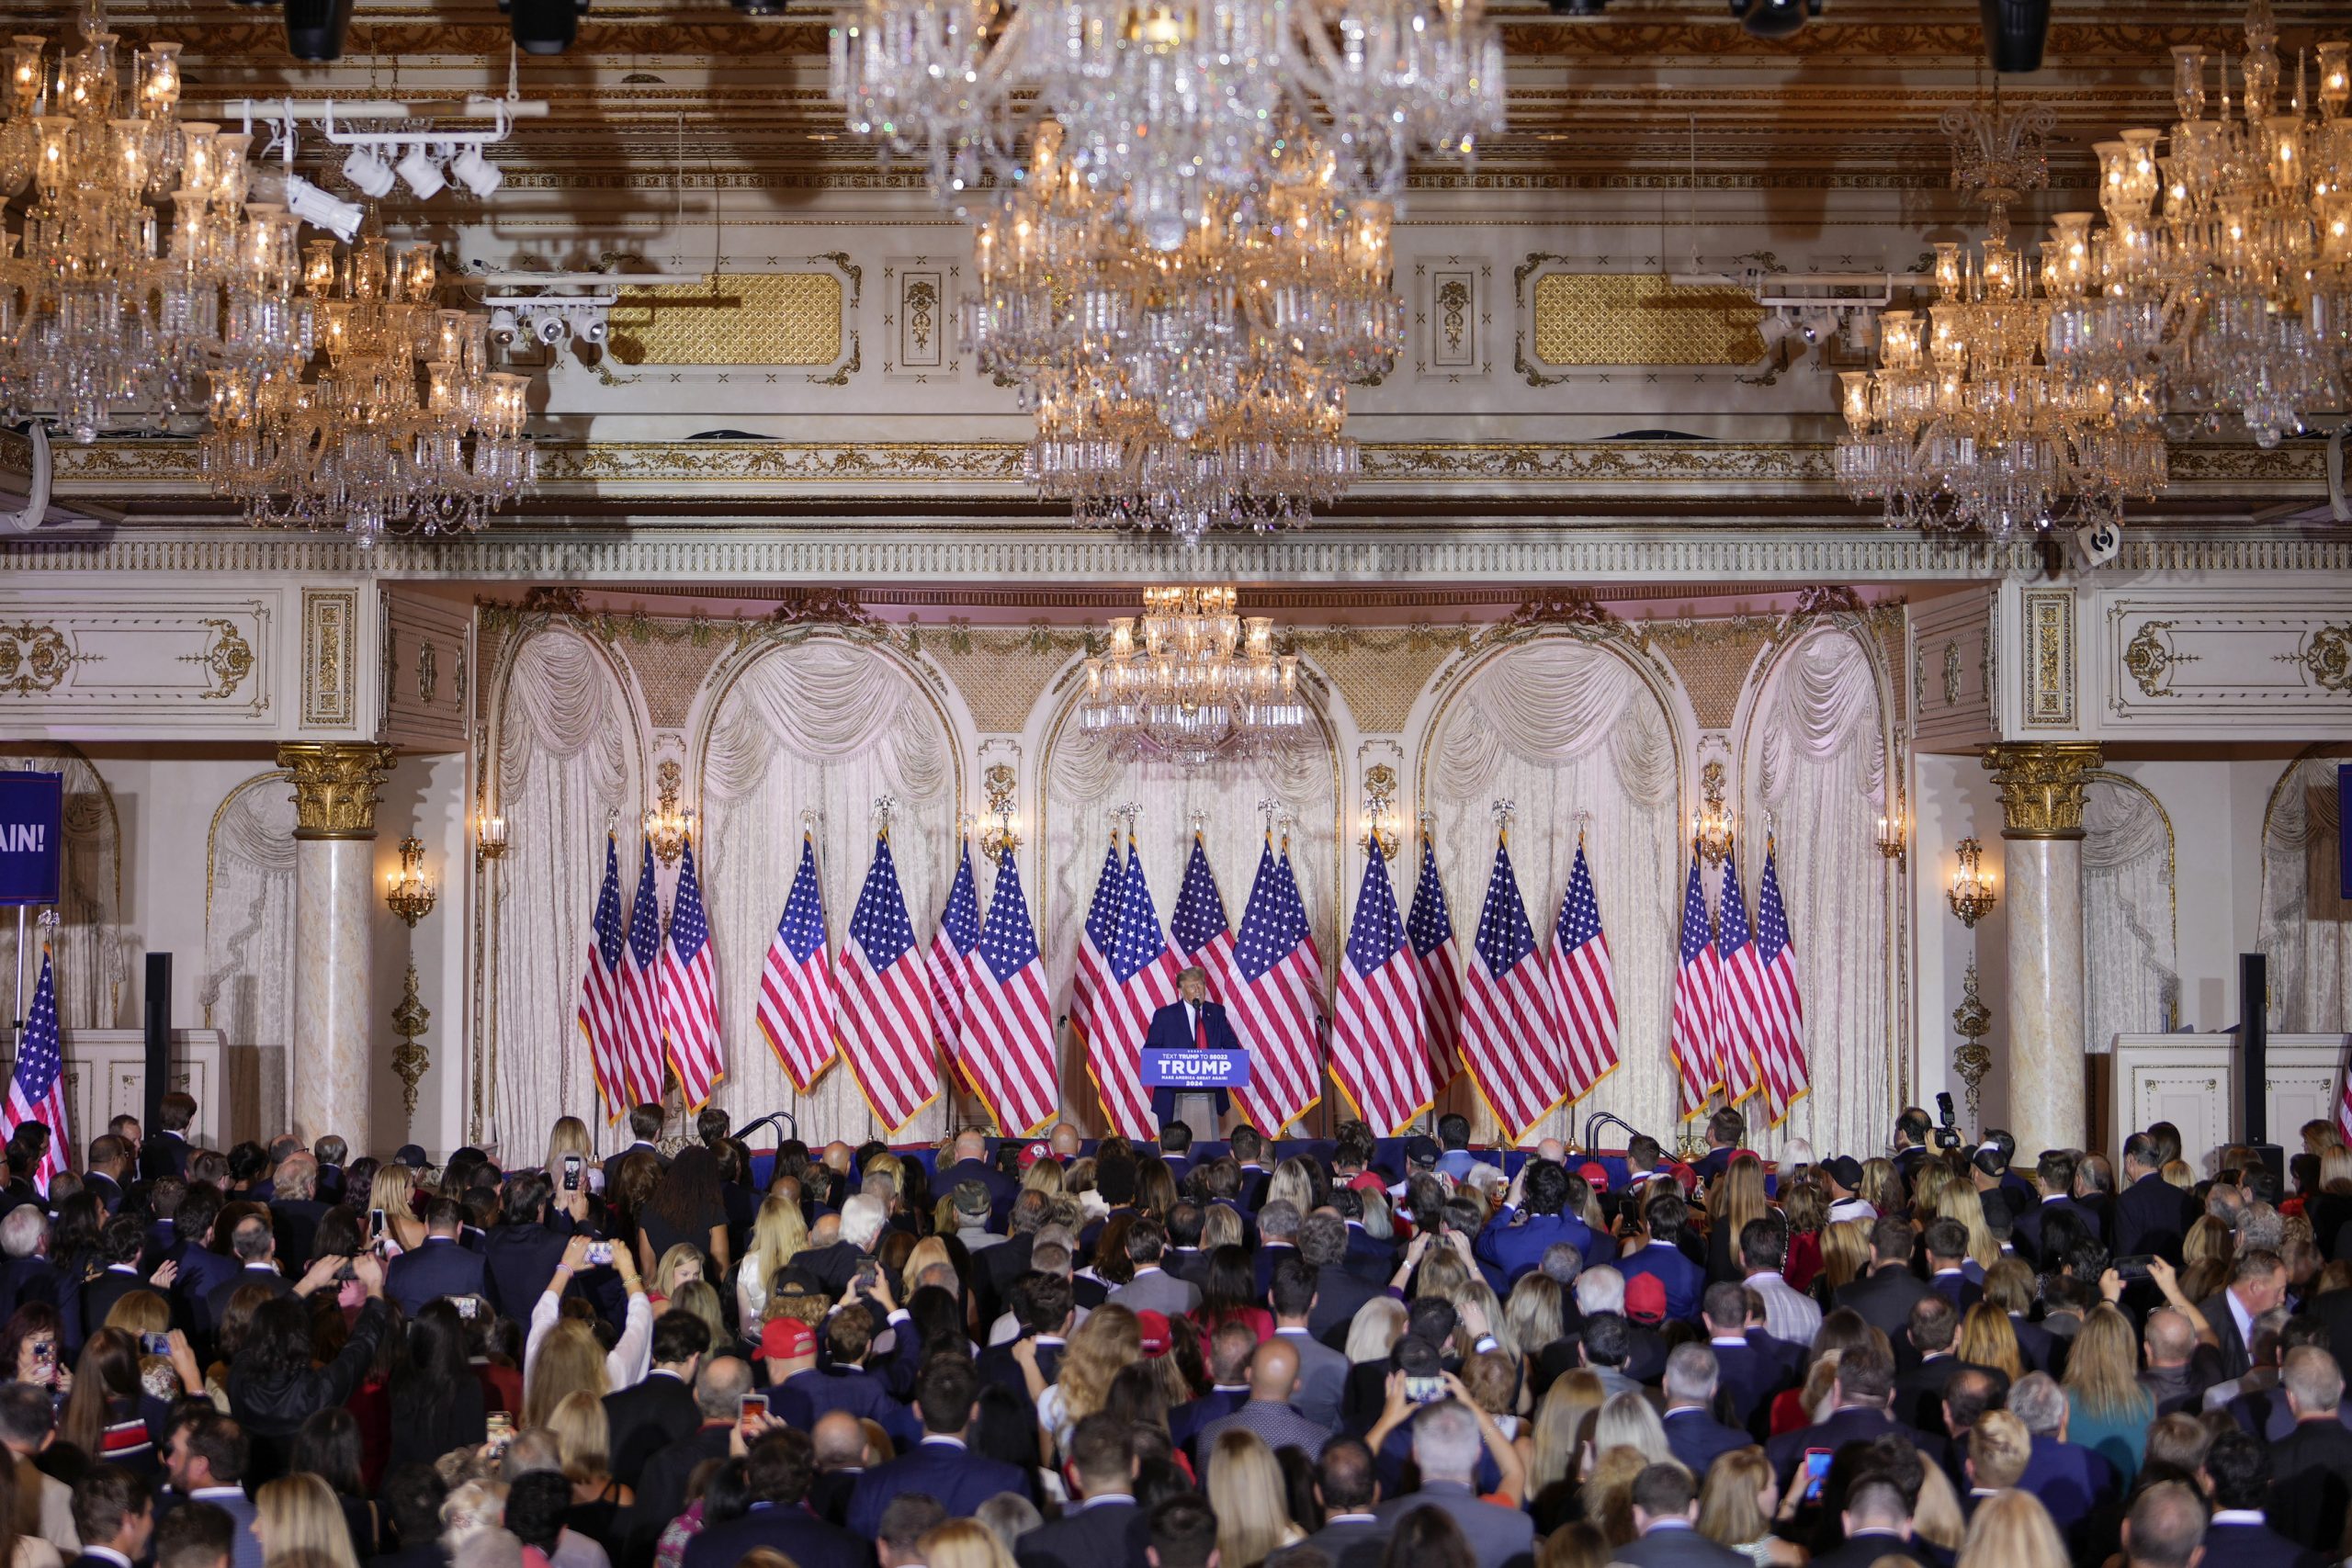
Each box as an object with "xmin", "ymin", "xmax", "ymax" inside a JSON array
[{"xmin": 0, "ymin": 1091, "xmax": 2348, "ymax": 1568}]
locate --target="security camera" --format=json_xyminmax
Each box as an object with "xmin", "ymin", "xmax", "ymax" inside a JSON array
[
  {"xmin": 532, "ymin": 311, "xmax": 569, "ymax": 345},
  {"xmin": 2076, "ymin": 518, "xmax": 2122, "ymax": 569},
  {"xmin": 1729, "ymin": 0, "xmax": 1821, "ymax": 39}
]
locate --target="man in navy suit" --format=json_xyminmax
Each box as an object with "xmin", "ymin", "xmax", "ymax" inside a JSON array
[
  {"xmin": 2006, "ymin": 1373, "xmax": 2116, "ymax": 1534},
  {"xmin": 1922, "ymin": 1219, "xmax": 1982, "ymax": 1312},
  {"xmin": 935, "ymin": 1128, "xmax": 1018, "ymax": 1226},
  {"xmin": 1143, "ymin": 967, "xmax": 1247, "ymax": 1133},
  {"xmin": 681, "ymin": 1427, "xmax": 866, "ymax": 1568},
  {"xmin": 2111, "ymin": 1132, "xmax": 2199, "ymax": 1264},
  {"xmin": 1835, "ymin": 1215, "xmax": 1933, "ymax": 1345},
  {"xmin": 385, "ymin": 1198, "xmax": 489, "ymax": 1314},
  {"xmin": 82, "ymin": 1136, "xmax": 130, "ymax": 1215},
  {"xmin": 1765, "ymin": 1338, "xmax": 1943, "ymax": 1493},
  {"xmin": 138, "ymin": 1093, "xmax": 196, "ymax": 1184},
  {"xmin": 1659, "ymin": 1346, "xmax": 1748, "ymax": 1478},
  {"xmin": 1014, "ymin": 1414, "xmax": 1149, "ymax": 1568},
  {"xmin": 845, "ymin": 1356, "xmax": 1026, "ymax": 1538},
  {"xmin": 1698, "ymin": 1283, "xmax": 1800, "ymax": 1437},
  {"xmin": 481, "ymin": 1169, "xmax": 581, "ymax": 1317},
  {"xmin": 1476, "ymin": 1159, "xmax": 1611, "ymax": 1288},
  {"xmin": 768, "ymin": 1310, "xmax": 919, "ymax": 1450},
  {"xmin": 1688, "ymin": 1108, "xmax": 1746, "ymax": 1185},
  {"xmin": 1618, "ymin": 1191, "xmax": 1707, "ymax": 1324},
  {"xmin": 66, "ymin": 1463, "xmax": 153, "ymax": 1568},
  {"xmin": 2014, "ymin": 1149, "xmax": 2102, "ymax": 1264}
]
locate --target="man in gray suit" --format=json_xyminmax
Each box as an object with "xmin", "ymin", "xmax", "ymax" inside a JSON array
[
  {"xmin": 1271, "ymin": 1257, "xmax": 1348, "ymax": 1430},
  {"xmin": 1610, "ymin": 1463, "xmax": 1746, "ymax": 1566},
  {"xmin": 1103, "ymin": 1218, "xmax": 1202, "ymax": 1318},
  {"xmin": 161, "ymin": 1411, "xmax": 262, "ymax": 1568},
  {"xmin": 1370, "ymin": 1401, "xmax": 1534, "ymax": 1568},
  {"xmin": 1300, "ymin": 1439, "xmax": 1388, "ymax": 1568}
]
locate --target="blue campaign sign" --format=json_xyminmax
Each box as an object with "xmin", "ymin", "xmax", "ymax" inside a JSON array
[
  {"xmin": 0, "ymin": 773, "xmax": 62, "ymax": 907},
  {"xmin": 1140, "ymin": 1048, "xmax": 1252, "ymax": 1090}
]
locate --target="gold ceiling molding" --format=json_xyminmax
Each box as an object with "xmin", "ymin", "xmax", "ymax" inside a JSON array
[
  {"xmin": 607, "ymin": 273, "xmax": 844, "ymax": 367},
  {"xmin": 1528, "ymin": 273, "xmax": 1767, "ymax": 368}
]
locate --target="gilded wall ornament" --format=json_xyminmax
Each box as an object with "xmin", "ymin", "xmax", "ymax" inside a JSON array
[
  {"xmin": 1981, "ymin": 741, "xmax": 2104, "ymax": 840},
  {"xmin": 1951, "ymin": 957, "xmax": 1993, "ymax": 1129},
  {"xmin": 390, "ymin": 959, "xmax": 430, "ymax": 1124},
  {"xmin": 2123, "ymin": 620, "xmax": 2198, "ymax": 696},
  {"xmin": 417, "ymin": 639, "xmax": 440, "ymax": 705},
  {"xmin": 179, "ymin": 620, "xmax": 254, "ymax": 700},
  {"xmin": 276, "ymin": 742, "xmax": 398, "ymax": 840},
  {"xmin": 2279, "ymin": 623, "xmax": 2352, "ymax": 694},
  {"xmin": 0, "ymin": 623, "xmax": 91, "ymax": 695},
  {"xmin": 1941, "ymin": 640, "xmax": 1962, "ymax": 707}
]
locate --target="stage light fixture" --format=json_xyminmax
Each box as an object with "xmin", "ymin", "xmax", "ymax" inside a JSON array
[
  {"xmin": 577, "ymin": 316, "xmax": 609, "ymax": 345},
  {"xmin": 449, "ymin": 146, "xmax": 504, "ymax": 198},
  {"xmin": 504, "ymin": 0, "xmax": 588, "ymax": 56},
  {"xmin": 531, "ymin": 311, "xmax": 569, "ymax": 345},
  {"xmin": 730, "ymin": 0, "xmax": 788, "ymax": 13},
  {"xmin": 256, "ymin": 170, "xmax": 365, "ymax": 241},
  {"xmin": 1546, "ymin": 0, "xmax": 1607, "ymax": 13},
  {"xmin": 282, "ymin": 0, "xmax": 353, "ymax": 61},
  {"xmin": 1978, "ymin": 0, "xmax": 2050, "ymax": 73},
  {"xmin": 1729, "ymin": 0, "xmax": 1820, "ymax": 39},
  {"xmin": 395, "ymin": 144, "xmax": 447, "ymax": 199},
  {"xmin": 489, "ymin": 308, "xmax": 519, "ymax": 343},
  {"xmin": 342, "ymin": 147, "xmax": 395, "ymax": 198}
]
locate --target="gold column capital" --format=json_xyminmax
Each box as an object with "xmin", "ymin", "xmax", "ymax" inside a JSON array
[
  {"xmin": 1980, "ymin": 741, "xmax": 2105, "ymax": 840},
  {"xmin": 277, "ymin": 741, "xmax": 399, "ymax": 840}
]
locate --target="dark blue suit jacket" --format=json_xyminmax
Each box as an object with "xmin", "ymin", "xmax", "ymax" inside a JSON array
[
  {"xmin": 2018, "ymin": 1435, "xmax": 2116, "ymax": 1531},
  {"xmin": 1662, "ymin": 1406, "xmax": 1749, "ymax": 1476},
  {"xmin": 1475, "ymin": 1209, "xmax": 1613, "ymax": 1287},
  {"xmin": 682, "ymin": 1503, "xmax": 867, "ymax": 1568},
  {"xmin": 1143, "ymin": 1000, "xmax": 1246, "ymax": 1123},
  {"xmin": 1619, "ymin": 1240, "xmax": 1707, "ymax": 1323},
  {"xmin": 1765, "ymin": 1406, "xmax": 1945, "ymax": 1491},
  {"xmin": 384, "ymin": 1236, "xmax": 489, "ymax": 1315},
  {"xmin": 845, "ymin": 1438, "xmax": 1028, "ymax": 1538},
  {"xmin": 777, "ymin": 1366, "xmax": 920, "ymax": 1450}
]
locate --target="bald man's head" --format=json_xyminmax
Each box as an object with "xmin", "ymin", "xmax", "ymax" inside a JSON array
[
  {"xmin": 1249, "ymin": 1337, "xmax": 1300, "ymax": 1403},
  {"xmin": 822, "ymin": 1143, "xmax": 854, "ymax": 1173},
  {"xmin": 811, "ymin": 1411, "xmax": 869, "ymax": 1468},
  {"xmin": 2143, "ymin": 1309, "xmax": 2194, "ymax": 1368},
  {"xmin": 953, "ymin": 1129, "xmax": 988, "ymax": 1162},
  {"xmin": 1535, "ymin": 1139, "xmax": 1567, "ymax": 1165},
  {"xmin": 1050, "ymin": 1123, "xmax": 1083, "ymax": 1157}
]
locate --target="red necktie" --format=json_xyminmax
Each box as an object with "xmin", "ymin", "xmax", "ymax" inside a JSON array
[{"xmin": 1195, "ymin": 1008, "xmax": 1207, "ymax": 1050}]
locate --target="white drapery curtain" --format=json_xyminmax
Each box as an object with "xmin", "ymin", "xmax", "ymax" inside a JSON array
[
  {"xmin": 1748, "ymin": 628, "xmax": 1893, "ymax": 1161},
  {"xmin": 1422, "ymin": 637, "xmax": 1682, "ymax": 1146},
  {"xmin": 2082, "ymin": 776, "xmax": 2177, "ymax": 1050},
  {"xmin": 697, "ymin": 638, "xmax": 957, "ymax": 1143},
  {"xmin": 200, "ymin": 772, "xmax": 297, "ymax": 1071},
  {"xmin": 491, "ymin": 630, "xmax": 640, "ymax": 1158},
  {"xmin": 1041, "ymin": 695, "xmax": 1339, "ymax": 1134},
  {"xmin": 2256, "ymin": 750, "xmax": 2352, "ymax": 1032},
  {"xmin": 0, "ymin": 746, "xmax": 125, "ymax": 1030}
]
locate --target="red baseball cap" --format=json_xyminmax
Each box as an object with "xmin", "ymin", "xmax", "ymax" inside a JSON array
[
  {"xmin": 1017, "ymin": 1141, "xmax": 1054, "ymax": 1172},
  {"xmin": 1577, "ymin": 1161, "xmax": 1611, "ymax": 1192},
  {"xmin": 1135, "ymin": 1310, "xmax": 1172, "ymax": 1357},
  {"xmin": 1623, "ymin": 1272, "xmax": 1668, "ymax": 1325},
  {"xmin": 760, "ymin": 1316, "xmax": 816, "ymax": 1359}
]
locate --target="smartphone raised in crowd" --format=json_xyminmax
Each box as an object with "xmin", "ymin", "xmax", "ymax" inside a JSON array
[
  {"xmin": 563, "ymin": 1154, "xmax": 583, "ymax": 1192},
  {"xmin": 1803, "ymin": 1449, "xmax": 1834, "ymax": 1502},
  {"xmin": 738, "ymin": 1392, "xmax": 769, "ymax": 1438},
  {"xmin": 585, "ymin": 1241, "xmax": 614, "ymax": 1267},
  {"xmin": 140, "ymin": 1332, "xmax": 171, "ymax": 1358}
]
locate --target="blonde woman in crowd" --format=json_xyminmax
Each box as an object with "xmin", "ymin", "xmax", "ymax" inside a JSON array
[
  {"xmin": 522, "ymin": 1320, "xmax": 608, "ymax": 1432},
  {"xmin": 1707, "ymin": 1158, "xmax": 1770, "ymax": 1282},
  {"xmin": 1204, "ymin": 1430, "xmax": 1304, "ymax": 1568},
  {"xmin": 1695, "ymin": 1447, "xmax": 1803, "ymax": 1566},
  {"xmin": 522, "ymin": 1235, "xmax": 652, "ymax": 1404},
  {"xmin": 921, "ymin": 1519, "xmax": 1018, "ymax": 1568},
  {"xmin": 1529, "ymin": 1371, "xmax": 1607, "ymax": 1529},
  {"xmin": 542, "ymin": 1118, "xmax": 594, "ymax": 1192},
  {"xmin": 1911, "ymin": 1461, "xmax": 1967, "ymax": 1555},
  {"xmin": 1264, "ymin": 1157, "xmax": 1318, "ymax": 1218},
  {"xmin": 1502, "ymin": 1276, "xmax": 1564, "ymax": 1382},
  {"xmin": 734, "ymin": 1194, "xmax": 808, "ymax": 1337},
  {"xmin": 1342, "ymin": 1298, "xmax": 1406, "ymax": 1367},
  {"xmin": 1953, "ymin": 1488, "xmax": 2069, "ymax": 1568},
  {"xmin": 1200, "ymin": 1203, "xmax": 1245, "ymax": 1256},
  {"xmin": 545, "ymin": 1389, "xmax": 633, "ymax": 1529},
  {"xmin": 1955, "ymin": 1303, "xmax": 2025, "ymax": 1382},
  {"xmin": 1857, "ymin": 1158, "xmax": 1905, "ymax": 1220},
  {"xmin": 649, "ymin": 1245, "xmax": 703, "ymax": 1307},
  {"xmin": 1590, "ymin": 1392, "xmax": 1670, "ymax": 1468},
  {"xmin": 368, "ymin": 1164, "xmax": 428, "ymax": 1255},
  {"xmin": 1023, "ymin": 1302, "xmax": 1138, "ymax": 1460},
  {"xmin": 1933, "ymin": 1183, "xmax": 2001, "ymax": 1273},
  {"xmin": 254, "ymin": 1474, "xmax": 361, "ymax": 1568},
  {"xmin": 2062, "ymin": 1303, "xmax": 2153, "ymax": 1483},
  {"xmin": 1818, "ymin": 1220, "xmax": 1871, "ymax": 1292},
  {"xmin": 1577, "ymin": 1445, "xmax": 1650, "ymax": 1550}
]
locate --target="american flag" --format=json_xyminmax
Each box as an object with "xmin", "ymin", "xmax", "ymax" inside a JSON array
[
  {"xmin": 1668, "ymin": 852, "xmax": 1723, "ymax": 1121},
  {"xmin": 1067, "ymin": 831, "xmax": 1124, "ymax": 1067},
  {"xmin": 1170, "ymin": 830, "xmax": 1238, "ymax": 1000},
  {"xmin": 925, "ymin": 836, "xmax": 980, "ymax": 1086},
  {"xmin": 1461, "ymin": 829, "xmax": 1567, "ymax": 1143},
  {"xmin": 756, "ymin": 831, "xmax": 838, "ymax": 1092},
  {"xmin": 1228, "ymin": 832, "xmax": 1324, "ymax": 1135},
  {"xmin": 6, "ymin": 944, "xmax": 67, "ymax": 1194},
  {"xmin": 1407, "ymin": 832, "xmax": 1462, "ymax": 1093},
  {"xmin": 661, "ymin": 838, "xmax": 726, "ymax": 1111},
  {"xmin": 574, "ymin": 831, "xmax": 631, "ymax": 1123},
  {"xmin": 960, "ymin": 848, "xmax": 1061, "ymax": 1136},
  {"xmin": 618, "ymin": 838, "xmax": 669, "ymax": 1108},
  {"xmin": 1753, "ymin": 843, "xmax": 1812, "ymax": 1127},
  {"xmin": 1091, "ymin": 836, "xmax": 1182, "ymax": 1138},
  {"xmin": 1715, "ymin": 853, "xmax": 1767, "ymax": 1109},
  {"xmin": 835, "ymin": 829, "xmax": 938, "ymax": 1133},
  {"xmin": 1548, "ymin": 839, "xmax": 1620, "ymax": 1103},
  {"xmin": 1330, "ymin": 839, "xmax": 1430, "ymax": 1137}
]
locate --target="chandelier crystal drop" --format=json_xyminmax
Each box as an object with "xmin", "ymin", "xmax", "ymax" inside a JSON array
[
  {"xmin": 965, "ymin": 119, "xmax": 1399, "ymax": 546},
  {"xmin": 1836, "ymin": 99, "xmax": 2169, "ymax": 536},
  {"xmin": 198, "ymin": 234, "xmax": 535, "ymax": 547},
  {"xmin": 0, "ymin": 5, "xmax": 261, "ymax": 441},
  {"xmin": 829, "ymin": 0, "xmax": 1501, "ymax": 241},
  {"xmin": 1080, "ymin": 586, "xmax": 1310, "ymax": 770}
]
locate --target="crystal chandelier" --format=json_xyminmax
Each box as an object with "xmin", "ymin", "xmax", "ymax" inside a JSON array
[
  {"xmin": 2064, "ymin": 5, "xmax": 2352, "ymax": 447},
  {"xmin": 1836, "ymin": 99, "xmax": 2169, "ymax": 535},
  {"xmin": 0, "ymin": 6, "xmax": 260, "ymax": 442},
  {"xmin": 965, "ymin": 119, "xmax": 1398, "ymax": 546},
  {"xmin": 829, "ymin": 0, "xmax": 1501, "ymax": 243},
  {"xmin": 198, "ymin": 234, "xmax": 534, "ymax": 546},
  {"xmin": 1080, "ymin": 586, "xmax": 1309, "ymax": 769}
]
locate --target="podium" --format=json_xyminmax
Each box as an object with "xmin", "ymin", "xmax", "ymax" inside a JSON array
[{"xmin": 1140, "ymin": 1049, "xmax": 1253, "ymax": 1093}]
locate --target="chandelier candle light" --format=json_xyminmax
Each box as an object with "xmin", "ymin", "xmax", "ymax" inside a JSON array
[{"xmin": 1080, "ymin": 586, "xmax": 1309, "ymax": 769}]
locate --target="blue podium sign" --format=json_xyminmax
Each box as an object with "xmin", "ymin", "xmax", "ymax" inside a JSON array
[
  {"xmin": 0, "ymin": 773, "xmax": 62, "ymax": 907},
  {"xmin": 1140, "ymin": 1049, "xmax": 1252, "ymax": 1090}
]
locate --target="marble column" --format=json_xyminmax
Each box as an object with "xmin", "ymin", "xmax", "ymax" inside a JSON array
[
  {"xmin": 1980, "ymin": 741, "xmax": 2103, "ymax": 1158},
  {"xmin": 278, "ymin": 742, "xmax": 398, "ymax": 1146}
]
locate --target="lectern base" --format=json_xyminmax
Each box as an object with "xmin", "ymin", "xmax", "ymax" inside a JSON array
[{"xmin": 1165, "ymin": 1091, "xmax": 1224, "ymax": 1140}]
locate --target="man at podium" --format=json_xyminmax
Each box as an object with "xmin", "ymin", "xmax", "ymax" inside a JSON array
[{"xmin": 1146, "ymin": 966, "xmax": 1247, "ymax": 1134}]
